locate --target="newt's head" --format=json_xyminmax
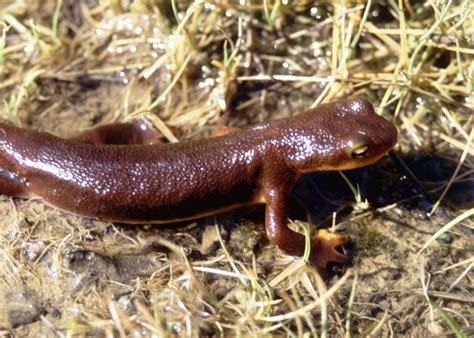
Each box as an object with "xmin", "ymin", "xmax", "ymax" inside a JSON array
[{"xmin": 286, "ymin": 97, "xmax": 398, "ymax": 173}]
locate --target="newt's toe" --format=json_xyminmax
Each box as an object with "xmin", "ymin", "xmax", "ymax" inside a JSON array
[{"xmin": 310, "ymin": 229, "xmax": 349, "ymax": 276}]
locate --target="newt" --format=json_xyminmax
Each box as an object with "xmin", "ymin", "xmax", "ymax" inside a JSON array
[{"xmin": 0, "ymin": 97, "xmax": 397, "ymax": 274}]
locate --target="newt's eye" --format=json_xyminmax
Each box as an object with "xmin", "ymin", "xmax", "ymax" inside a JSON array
[
  {"xmin": 351, "ymin": 145, "xmax": 369, "ymax": 158},
  {"xmin": 346, "ymin": 133, "xmax": 370, "ymax": 159}
]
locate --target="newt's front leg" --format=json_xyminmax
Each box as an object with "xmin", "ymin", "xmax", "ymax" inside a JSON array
[{"xmin": 264, "ymin": 188, "xmax": 348, "ymax": 276}]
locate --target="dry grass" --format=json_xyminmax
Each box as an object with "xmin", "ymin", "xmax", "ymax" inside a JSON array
[{"xmin": 0, "ymin": 1, "xmax": 473, "ymax": 337}]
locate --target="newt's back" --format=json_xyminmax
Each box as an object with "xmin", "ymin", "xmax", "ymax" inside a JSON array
[{"xmin": 0, "ymin": 122, "xmax": 265, "ymax": 223}]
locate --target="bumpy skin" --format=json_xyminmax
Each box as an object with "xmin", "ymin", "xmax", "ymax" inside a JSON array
[{"xmin": 0, "ymin": 97, "xmax": 397, "ymax": 274}]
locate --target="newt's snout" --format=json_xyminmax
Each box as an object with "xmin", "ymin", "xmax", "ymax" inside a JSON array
[
  {"xmin": 351, "ymin": 97, "xmax": 398, "ymax": 157},
  {"xmin": 340, "ymin": 97, "xmax": 398, "ymax": 169}
]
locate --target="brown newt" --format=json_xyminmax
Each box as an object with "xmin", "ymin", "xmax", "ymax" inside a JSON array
[{"xmin": 0, "ymin": 97, "xmax": 397, "ymax": 274}]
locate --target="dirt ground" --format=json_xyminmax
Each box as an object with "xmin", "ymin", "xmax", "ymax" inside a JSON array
[{"xmin": 0, "ymin": 1, "xmax": 472, "ymax": 337}]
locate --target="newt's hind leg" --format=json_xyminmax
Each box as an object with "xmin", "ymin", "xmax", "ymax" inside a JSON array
[
  {"xmin": 73, "ymin": 119, "xmax": 164, "ymax": 145},
  {"xmin": 0, "ymin": 169, "xmax": 30, "ymax": 198},
  {"xmin": 74, "ymin": 122, "xmax": 242, "ymax": 145},
  {"xmin": 210, "ymin": 126, "xmax": 242, "ymax": 137}
]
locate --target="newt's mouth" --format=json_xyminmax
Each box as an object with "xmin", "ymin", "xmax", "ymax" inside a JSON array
[{"xmin": 307, "ymin": 150, "xmax": 392, "ymax": 172}]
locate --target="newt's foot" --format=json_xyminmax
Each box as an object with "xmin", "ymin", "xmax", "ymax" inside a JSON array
[{"xmin": 310, "ymin": 229, "xmax": 349, "ymax": 277}]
